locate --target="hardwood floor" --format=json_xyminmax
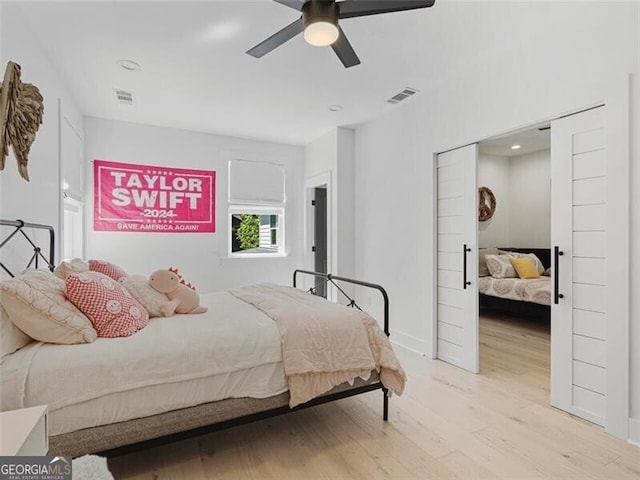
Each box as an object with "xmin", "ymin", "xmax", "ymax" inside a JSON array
[{"xmin": 108, "ymin": 312, "xmax": 639, "ymax": 479}]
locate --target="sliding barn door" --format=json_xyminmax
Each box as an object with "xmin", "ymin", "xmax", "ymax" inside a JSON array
[
  {"xmin": 435, "ymin": 145, "xmax": 479, "ymax": 373},
  {"xmin": 550, "ymin": 103, "xmax": 628, "ymax": 436}
]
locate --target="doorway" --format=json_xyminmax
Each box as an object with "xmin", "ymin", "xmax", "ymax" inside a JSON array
[
  {"xmin": 304, "ymin": 172, "xmax": 331, "ymax": 298},
  {"xmin": 313, "ymin": 186, "xmax": 328, "ymax": 298},
  {"xmin": 434, "ymin": 96, "xmax": 630, "ymax": 439},
  {"xmin": 476, "ymin": 126, "xmax": 551, "ymax": 398}
]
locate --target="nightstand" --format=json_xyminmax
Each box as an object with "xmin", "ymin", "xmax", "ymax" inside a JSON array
[{"xmin": 0, "ymin": 405, "xmax": 48, "ymax": 456}]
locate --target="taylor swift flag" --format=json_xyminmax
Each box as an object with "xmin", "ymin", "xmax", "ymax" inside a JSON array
[{"xmin": 94, "ymin": 159, "xmax": 215, "ymax": 233}]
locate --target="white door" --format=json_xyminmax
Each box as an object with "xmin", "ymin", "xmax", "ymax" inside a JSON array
[
  {"xmin": 550, "ymin": 104, "xmax": 629, "ymax": 436},
  {"xmin": 435, "ymin": 144, "xmax": 479, "ymax": 373}
]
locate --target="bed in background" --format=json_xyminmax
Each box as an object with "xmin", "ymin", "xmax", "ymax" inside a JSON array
[
  {"xmin": 0, "ymin": 219, "xmax": 405, "ymax": 457},
  {"xmin": 479, "ymin": 247, "xmax": 551, "ymax": 320}
]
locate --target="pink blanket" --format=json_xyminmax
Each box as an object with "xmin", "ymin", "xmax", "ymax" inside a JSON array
[{"xmin": 230, "ymin": 283, "xmax": 406, "ymax": 407}]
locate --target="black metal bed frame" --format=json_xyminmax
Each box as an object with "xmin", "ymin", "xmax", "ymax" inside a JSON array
[
  {"xmin": 0, "ymin": 220, "xmax": 393, "ymax": 457},
  {"xmin": 0, "ymin": 219, "xmax": 55, "ymax": 277},
  {"xmin": 293, "ymin": 268, "xmax": 390, "ymax": 419}
]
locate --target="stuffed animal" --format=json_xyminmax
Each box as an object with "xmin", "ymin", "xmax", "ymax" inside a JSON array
[{"xmin": 149, "ymin": 268, "xmax": 207, "ymax": 315}]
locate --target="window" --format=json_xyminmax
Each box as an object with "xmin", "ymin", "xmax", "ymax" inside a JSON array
[
  {"xmin": 229, "ymin": 208, "xmax": 284, "ymax": 255},
  {"xmin": 228, "ymin": 159, "xmax": 286, "ymax": 257}
]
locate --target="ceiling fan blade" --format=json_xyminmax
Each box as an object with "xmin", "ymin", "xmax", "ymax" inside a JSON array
[
  {"xmin": 273, "ymin": 0, "xmax": 307, "ymax": 11},
  {"xmin": 246, "ymin": 17, "xmax": 304, "ymax": 58},
  {"xmin": 338, "ymin": 0, "xmax": 435, "ymax": 19},
  {"xmin": 331, "ymin": 27, "xmax": 361, "ymax": 68}
]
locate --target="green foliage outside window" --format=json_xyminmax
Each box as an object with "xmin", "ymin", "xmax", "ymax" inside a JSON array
[{"xmin": 237, "ymin": 214, "xmax": 259, "ymax": 250}]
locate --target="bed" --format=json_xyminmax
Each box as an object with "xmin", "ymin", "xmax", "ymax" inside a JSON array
[
  {"xmin": 478, "ymin": 247, "xmax": 551, "ymax": 320},
  {"xmin": 0, "ymin": 220, "xmax": 405, "ymax": 457}
]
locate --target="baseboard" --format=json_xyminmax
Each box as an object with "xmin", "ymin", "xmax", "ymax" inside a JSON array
[
  {"xmin": 389, "ymin": 330, "xmax": 433, "ymax": 358},
  {"xmin": 629, "ymin": 417, "xmax": 640, "ymax": 447}
]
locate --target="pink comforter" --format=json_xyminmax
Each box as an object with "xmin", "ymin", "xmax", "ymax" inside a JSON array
[{"xmin": 231, "ymin": 283, "xmax": 406, "ymax": 407}]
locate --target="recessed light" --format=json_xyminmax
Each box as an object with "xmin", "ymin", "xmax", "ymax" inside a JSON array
[
  {"xmin": 117, "ymin": 59, "xmax": 140, "ymax": 71},
  {"xmin": 511, "ymin": 144, "xmax": 521, "ymax": 150},
  {"xmin": 328, "ymin": 104, "xmax": 343, "ymax": 112}
]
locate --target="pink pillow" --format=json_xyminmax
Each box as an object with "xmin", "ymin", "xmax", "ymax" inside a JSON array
[
  {"xmin": 65, "ymin": 272, "xmax": 149, "ymax": 338},
  {"xmin": 88, "ymin": 260, "xmax": 128, "ymax": 282}
]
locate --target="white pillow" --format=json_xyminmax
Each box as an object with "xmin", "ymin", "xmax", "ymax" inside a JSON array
[
  {"xmin": 0, "ymin": 303, "xmax": 32, "ymax": 363},
  {"xmin": 54, "ymin": 258, "xmax": 89, "ymax": 280},
  {"xmin": 0, "ymin": 269, "xmax": 97, "ymax": 344},
  {"xmin": 499, "ymin": 250, "xmax": 545, "ymax": 275},
  {"xmin": 479, "ymin": 246, "xmax": 499, "ymax": 277},
  {"xmin": 121, "ymin": 275, "xmax": 170, "ymax": 318},
  {"xmin": 485, "ymin": 254, "xmax": 518, "ymax": 278}
]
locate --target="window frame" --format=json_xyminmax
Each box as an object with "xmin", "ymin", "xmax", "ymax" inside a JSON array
[{"xmin": 227, "ymin": 205, "xmax": 285, "ymax": 258}]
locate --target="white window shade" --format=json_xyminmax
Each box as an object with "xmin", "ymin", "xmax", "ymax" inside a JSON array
[{"xmin": 229, "ymin": 159, "xmax": 285, "ymax": 205}]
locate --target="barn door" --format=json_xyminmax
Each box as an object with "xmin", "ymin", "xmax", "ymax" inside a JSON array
[
  {"xmin": 435, "ymin": 144, "xmax": 479, "ymax": 373},
  {"xmin": 550, "ymin": 102, "xmax": 629, "ymax": 437}
]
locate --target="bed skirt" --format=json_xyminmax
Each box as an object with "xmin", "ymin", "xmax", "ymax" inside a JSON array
[{"xmin": 48, "ymin": 373, "xmax": 381, "ymax": 458}]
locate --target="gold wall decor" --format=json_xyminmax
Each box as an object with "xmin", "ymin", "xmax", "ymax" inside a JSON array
[
  {"xmin": 0, "ymin": 61, "xmax": 44, "ymax": 181},
  {"xmin": 478, "ymin": 186, "xmax": 496, "ymax": 221}
]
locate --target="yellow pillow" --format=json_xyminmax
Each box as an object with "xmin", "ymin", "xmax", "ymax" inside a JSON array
[{"xmin": 510, "ymin": 257, "xmax": 540, "ymax": 279}]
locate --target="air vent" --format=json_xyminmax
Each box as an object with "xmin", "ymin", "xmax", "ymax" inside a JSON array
[
  {"xmin": 114, "ymin": 89, "xmax": 134, "ymax": 105},
  {"xmin": 387, "ymin": 87, "xmax": 420, "ymax": 104}
]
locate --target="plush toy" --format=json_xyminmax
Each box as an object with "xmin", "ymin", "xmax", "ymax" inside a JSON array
[{"xmin": 149, "ymin": 268, "xmax": 207, "ymax": 315}]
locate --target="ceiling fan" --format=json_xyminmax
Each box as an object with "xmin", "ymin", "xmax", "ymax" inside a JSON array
[{"xmin": 246, "ymin": 0, "xmax": 436, "ymax": 68}]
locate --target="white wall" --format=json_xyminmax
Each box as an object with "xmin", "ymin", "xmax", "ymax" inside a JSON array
[
  {"xmin": 304, "ymin": 127, "xmax": 355, "ymax": 279},
  {"xmin": 84, "ymin": 117, "xmax": 304, "ymax": 293},
  {"xmin": 479, "ymin": 150, "xmax": 551, "ymax": 248},
  {"xmin": 353, "ymin": 1, "xmax": 640, "ymax": 427},
  {"xmin": 0, "ymin": 3, "xmax": 83, "ymax": 265},
  {"xmin": 478, "ymin": 154, "xmax": 510, "ymax": 248},
  {"xmin": 337, "ymin": 128, "xmax": 355, "ymax": 282},
  {"xmin": 508, "ymin": 149, "xmax": 550, "ymax": 248}
]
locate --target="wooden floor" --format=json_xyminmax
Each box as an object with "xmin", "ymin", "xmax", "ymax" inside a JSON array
[{"xmin": 108, "ymin": 312, "xmax": 639, "ymax": 479}]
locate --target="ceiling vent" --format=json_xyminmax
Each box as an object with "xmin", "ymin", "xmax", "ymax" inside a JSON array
[
  {"xmin": 387, "ymin": 87, "xmax": 420, "ymax": 104},
  {"xmin": 114, "ymin": 89, "xmax": 134, "ymax": 105}
]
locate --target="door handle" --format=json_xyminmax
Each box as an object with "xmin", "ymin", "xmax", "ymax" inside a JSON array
[
  {"xmin": 554, "ymin": 246, "xmax": 564, "ymax": 304},
  {"xmin": 463, "ymin": 244, "xmax": 472, "ymax": 290}
]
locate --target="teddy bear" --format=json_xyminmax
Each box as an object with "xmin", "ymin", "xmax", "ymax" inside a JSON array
[{"xmin": 149, "ymin": 268, "xmax": 208, "ymax": 315}]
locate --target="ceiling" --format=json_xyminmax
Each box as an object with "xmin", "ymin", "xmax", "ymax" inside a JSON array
[
  {"xmin": 9, "ymin": 0, "xmax": 453, "ymax": 146},
  {"xmin": 479, "ymin": 126, "xmax": 550, "ymax": 157}
]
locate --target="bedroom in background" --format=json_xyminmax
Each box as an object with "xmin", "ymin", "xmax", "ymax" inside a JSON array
[
  {"xmin": 474, "ymin": 126, "xmax": 552, "ymax": 402},
  {"xmin": 434, "ymin": 82, "xmax": 630, "ymax": 439}
]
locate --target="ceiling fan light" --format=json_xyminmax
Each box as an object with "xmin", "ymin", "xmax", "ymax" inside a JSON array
[{"xmin": 304, "ymin": 20, "xmax": 339, "ymax": 47}]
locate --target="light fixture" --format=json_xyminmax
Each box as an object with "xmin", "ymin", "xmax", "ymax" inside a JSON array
[
  {"xmin": 62, "ymin": 180, "xmax": 69, "ymax": 191},
  {"xmin": 303, "ymin": 2, "xmax": 339, "ymax": 47},
  {"xmin": 511, "ymin": 144, "xmax": 521, "ymax": 150},
  {"xmin": 328, "ymin": 104, "xmax": 343, "ymax": 112},
  {"xmin": 304, "ymin": 21, "xmax": 339, "ymax": 47},
  {"xmin": 117, "ymin": 59, "xmax": 140, "ymax": 71}
]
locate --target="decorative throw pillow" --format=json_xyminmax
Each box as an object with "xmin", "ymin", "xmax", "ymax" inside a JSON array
[
  {"xmin": 65, "ymin": 271, "xmax": 149, "ymax": 338},
  {"xmin": 543, "ymin": 267, "xmax": 552, "ymax": 277},
  {"xmin": 478, "ymin": 246, "xmax": 499, "ymax": 277},
  {"xmin": 54, "ymin": 258, "xmax": 89, "ymax": 280},
  {"xmin": 0, "ymin": 269, "xmax": 97, "ymax": 344},
  {"xmin": 88, "ymin": 260, "xmax": 128, "ymax": 282},
  {"xmin": 121, "ymin": 275, "xmax": 170, "ymax": 318},
  {"xmin": 498, "ymin": 250, "xmax": 545, "ymax": 275},
  {"xmin": 510, "ymin": 257, "xmax": 540, "ymax": 279},
  {"xmin": 0, "ymin": 303, "xmax": 32, "ymax": 363},
  {"xmin": 485, "ymin": 254, "xmax": 518, "ymax": 278}
]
